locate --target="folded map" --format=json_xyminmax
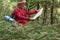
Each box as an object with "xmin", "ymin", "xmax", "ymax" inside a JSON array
[{"xmin": 32, "ymin": 8, "xmax": 43, "ymax": 19}]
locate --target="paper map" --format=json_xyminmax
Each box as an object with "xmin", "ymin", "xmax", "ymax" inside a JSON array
[{"xmin": 32, "ymin": 8, "xmax": 43, "ymax": 19}]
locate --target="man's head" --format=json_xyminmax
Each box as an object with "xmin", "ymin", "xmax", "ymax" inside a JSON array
[
  {"xmin": 18, "ymin": 0, "xmax": 26, "ymax": 7},
  {"xmin": 18, "ymin": 0, "xmax": 26, "ymax": 3}
]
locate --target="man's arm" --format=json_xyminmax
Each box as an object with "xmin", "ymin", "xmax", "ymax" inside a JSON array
[
  {"xmin": 25, "ymin": 9, "xmax": 38, "ymax": 15},
  {"xmin": 14, "ymin": 8, "xmax": 31, "ymax": 21}
]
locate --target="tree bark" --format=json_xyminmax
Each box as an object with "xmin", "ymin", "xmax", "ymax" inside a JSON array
[
  {"xmin": 51, "ymin": 0, "xmax": 54, "ymax": 24},
  {"xmin": 42, "ymin": 1, "xmax": 47, "ymax": 25},
  {"xmin": 36, "ymin": 2, "xmax": 40, "ymax": 21}
]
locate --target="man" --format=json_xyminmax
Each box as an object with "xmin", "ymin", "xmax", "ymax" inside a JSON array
[{"xmin": 13, "ymin": 0, "xmax": 38, "ymax": 29}]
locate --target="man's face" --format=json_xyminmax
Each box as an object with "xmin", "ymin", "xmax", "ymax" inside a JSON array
[{"xmin": 19, "ymin": 2, "xmax": 26, "ymax": 7}]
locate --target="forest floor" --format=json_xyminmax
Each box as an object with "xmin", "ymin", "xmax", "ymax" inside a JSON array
[{"xmin": 0, "ymin": 19, "xmax": 60, "ymax": 40}]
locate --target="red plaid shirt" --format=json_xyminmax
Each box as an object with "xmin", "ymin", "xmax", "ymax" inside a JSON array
[{"xmin": 14, "ymin": 7, "xmax": 37, "ymax": 25}]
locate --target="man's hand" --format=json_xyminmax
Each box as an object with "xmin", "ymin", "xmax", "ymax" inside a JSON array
[
  {"xmin": 36, "ymin": 10, "xmax": 39, "ymax": 12},
  {"xmin": 36, "ymin": 9, "xmax": 40, "ymax": 12},
  {"xmin": 30, "ymin": 18, "xmax": 35, "ymax": 21}
]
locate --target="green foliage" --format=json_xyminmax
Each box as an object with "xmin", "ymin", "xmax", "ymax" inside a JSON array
[
  {"xmin": 0, "ymin": 21, "xmax": 60, "ymax": 40},
  {"xmin": 0, "ymin": 0, "xmax": 60, "ymax": 40}
]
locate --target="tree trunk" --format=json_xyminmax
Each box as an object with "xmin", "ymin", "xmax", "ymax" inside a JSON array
[
  {"xmin": 36, "ymin": 2, "xmax": 40, "ymax": 21},
  {"xmin": 51, "ymin": 0, "xmax": 54, "ymax": 24},
  {"xmin": 42, "ymin": 1, "xmax": 47, "ymax": 25}
]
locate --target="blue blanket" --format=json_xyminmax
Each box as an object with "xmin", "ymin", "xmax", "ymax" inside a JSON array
[{"xmin": 5, "ymin": 16, "xmax": 15, "ymax": 23}]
